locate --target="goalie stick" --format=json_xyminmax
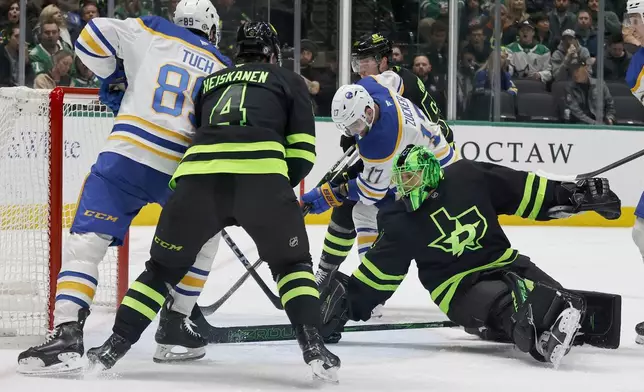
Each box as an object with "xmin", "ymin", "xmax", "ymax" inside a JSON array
[
  {"xmin": 192, "ymin": 317, "xmax": 459, "ymax": 344},
  {"xmin": 537, "ymin": 147, "xmax": 644, "ymax": 181}
]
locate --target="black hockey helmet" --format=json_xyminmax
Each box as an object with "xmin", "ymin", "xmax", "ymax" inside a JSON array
[
  {"xmin": 352, "ymin": 33, "xmax": 393, "ymax": 60},
  {"xmin": 351, "ymin": 33, "xmax": 393, "ymax": 73},
  {"xmin": 235, "ymin": 21, "xmax": 282, "ymax": 65}
]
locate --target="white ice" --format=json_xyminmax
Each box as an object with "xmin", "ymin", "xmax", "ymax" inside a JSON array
[{"xmin": 2, "ymin": 225, "xmax": 644, "ymax": 392}]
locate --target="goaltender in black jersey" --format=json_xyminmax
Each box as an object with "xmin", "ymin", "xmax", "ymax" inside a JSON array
[{"xmin": 320, "ymin": 145, "xmax": 623, "ymax": 369}]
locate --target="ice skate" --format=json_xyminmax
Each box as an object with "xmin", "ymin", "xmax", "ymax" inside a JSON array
[
  {"xmin": 295, "ymin": 324, "xmax": 341, "ymax": 383},
  {"xmin": 16, "ymin": 309, "xmax": 89, "ymax": 375},
  {"xmin": 315, "ymin": 261, "xmax": 339, "ymax": 296},
  {"xmin": 535, "ymin": 304, "xmax": 583, "ymax": 369},
  {"xmin": 86, "ymin": 333, "xmax": 131, "ymax": 371},
  {"xmin": 153, "ymin": 299, "xmax": 207, "ymax": 363},
  {"xmin": 635, "ymin": 322, "xmax": 644, "ymax": 344}
]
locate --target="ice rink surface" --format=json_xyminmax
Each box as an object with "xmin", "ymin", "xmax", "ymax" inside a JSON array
[{"xmin": 2, "ymin": 225, "xmax": 644, "ymax": 392}]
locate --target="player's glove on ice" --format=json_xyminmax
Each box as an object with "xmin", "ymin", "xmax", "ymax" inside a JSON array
[
  {"xmin": 302, "ymin": 182, "xmax": 347, "ymax": 214},
  {"xmin": 548, "ymin": 177, "xmax": 621, "ymax": 220},
  {"xmin": 99, "ymin": 68, "xmax": 128, "ymax": 115}
]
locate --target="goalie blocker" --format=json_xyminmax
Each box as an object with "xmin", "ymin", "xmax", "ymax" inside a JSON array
[{"xmin": 320, "ymin": 145, "xmax": 621, "ymax": 367}]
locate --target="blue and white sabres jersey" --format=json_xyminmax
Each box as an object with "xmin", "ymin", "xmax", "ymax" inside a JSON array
[
  {"xmin": 627, "ymin": 47, "xmax": 644, "ymax": 104},
  {"xmin": 75, "ymin": 16, "xmax": 231, "ymax": 176},
  {"xmin": 351, "ymin": 77, "xmax": 458, "ymax": 205}
]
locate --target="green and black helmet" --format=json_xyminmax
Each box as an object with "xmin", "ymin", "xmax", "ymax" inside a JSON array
[
  {"xmin": 392, "ymin": 145, "xmax": 443, "ymax": 211},
  {"xmin": 351, "ymin": 33, "xmax": 392, "ymax": 73}
]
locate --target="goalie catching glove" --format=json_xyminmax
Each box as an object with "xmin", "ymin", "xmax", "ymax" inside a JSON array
[{"xmin": 549, "ymin": 177, "xmax": 621, "ymax": 220}]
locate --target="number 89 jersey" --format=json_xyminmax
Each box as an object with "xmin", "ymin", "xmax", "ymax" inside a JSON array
[{"xmin": 75, "ymin": 16, "xmax": 231, "ymax": 176}]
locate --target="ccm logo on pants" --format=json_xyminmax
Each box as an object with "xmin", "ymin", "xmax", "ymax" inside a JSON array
[
  {"xmin": 83, "ymin": 210, "xmax": 119, "ymax": 222},
  {"xmin": 154, "ymin": 236, "xmax": 184, "ymax": 251}
]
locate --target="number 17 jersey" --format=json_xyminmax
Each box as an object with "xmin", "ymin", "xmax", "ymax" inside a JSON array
[{"xmin": 75, "ymin": 16, "xmax": 231, "ymax": 176}]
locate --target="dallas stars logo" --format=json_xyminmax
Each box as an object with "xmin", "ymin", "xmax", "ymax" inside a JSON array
[{"xmin": 428, "ymin": 207, "xmax": 488, "ymax": 256}]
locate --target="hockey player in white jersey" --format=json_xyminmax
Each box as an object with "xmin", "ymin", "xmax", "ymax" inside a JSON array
[
  {"xmin": 624, "ymin": 0, "xmax": 644, "ymax": 344},
  {"xmin": 17, "ymin": 0, "xmax": 231, "ymax": 374},
  {"xmin": 302, "ymin": 80, "xmax": 458, "ymax": 264}
]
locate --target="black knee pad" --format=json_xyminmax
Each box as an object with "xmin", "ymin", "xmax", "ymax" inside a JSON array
[
  {"xmin": 511, "ymin": 282, "xmax": 585, "ymax": 353},
  {"xmin": 448, "ymin": 280, "xmax": 510, "ymax": 329},
  {"xmin": 144, "ymin": 259, "xmax": 188, "ymax": 287}
]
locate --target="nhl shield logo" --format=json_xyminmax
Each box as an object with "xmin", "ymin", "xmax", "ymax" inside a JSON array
[
  {"xmin": 289, "ymin": 236, "xmax": 299, "ymax": 248},
  {"xmin": 345, "ymin": 91, "xmax": 353, "ymax": 99}
]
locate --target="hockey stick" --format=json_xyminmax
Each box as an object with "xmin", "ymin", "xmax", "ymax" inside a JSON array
[
  {"xmin": 220, "ymin": 228, "xmax": 283, "ymax": 310},
  {"xmin": 199, "ymin": 257, "xmax": 263, "ymax": 316},
  {"xmin": 194, "ymin": 318, "xmax": 459, "ymax": 344},
  {"xmin": 302, "ymin": 146, "xmax": 360, "ymax": 215},
  {"xmin": 536, "ymin": 147, "xmax": 644, "ymax": 182}
]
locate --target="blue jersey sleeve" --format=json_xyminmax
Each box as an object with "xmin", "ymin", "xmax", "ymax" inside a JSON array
[{"xmin": 626, "ymin": 47, "xmax": 644, "ymax": 90}]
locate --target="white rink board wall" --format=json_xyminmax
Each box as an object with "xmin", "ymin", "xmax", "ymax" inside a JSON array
[
  {"xmin": 308, "ymin": 121, "xmax": 644, "ymax": 208},
  {"xmin": 3, "ymin": 117, "xmax": 642, "ymax": 225},
  {"xmin": 1, "ymin": 114, "xmax": 112, "ymax": 206}
]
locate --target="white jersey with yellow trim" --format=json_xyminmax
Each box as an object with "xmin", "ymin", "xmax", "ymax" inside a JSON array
[
  {"xmin": 346, "ymin": 77, "xmax": 458, "ymax": 206},
  {"xmin": 74, "ymin": 16, "xmax": 231, "ymax": 176}
]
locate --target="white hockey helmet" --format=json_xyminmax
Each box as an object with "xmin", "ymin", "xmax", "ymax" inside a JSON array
[
  {"xmin": 625, "ymin": 0, "xmax": 644, "ymax": 29},
  {"xmin": 331, "ymin": 84, "xmax": 375, "ymax": 137},
  {"xmin": 174, "ymin": 0, "xmax": 221, "ymax": 46}
]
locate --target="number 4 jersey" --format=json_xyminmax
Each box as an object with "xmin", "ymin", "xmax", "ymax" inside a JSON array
[
  {"xmin": 169, "ymin": 62, "xmax": 317, "ymax": 189},
  {"xmin": 75, "ymin": 16, "xmax": 231, "ymax": 176}
]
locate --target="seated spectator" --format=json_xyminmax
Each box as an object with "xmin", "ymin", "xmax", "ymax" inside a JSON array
[
  {"xmin": 463, "ymin": 23, "xmax": 492, "ymax": 65},
  {"xmin": 526, "ymin": 0, "xmax": 554, "ymax": 14},
  {"xmin": 39, "ymin": 4, "xmax": 77, "ymax": 48},
  {"xmin": 457, "ymin": 51, "xmax": 477, "ymax": 116},
  {"xmin": 575, "ymin": 9, "xmax": 599, "ymax": 57},
  {"xmin": 412, "ymin": 54, "xmax": 445, "ymax": 112},
  {"xmin": 507, "ymin": 20, "xmax": 552, "ymax": 83},
  {"xmin": 530, "ymin": 12, "xmax": 553, "ymax": 49},
  {"xmin": 71, "ymin": 56, "xmax": 100, "ymax": 87},
  {"xmin": 33, "ymin": 49, "xmax": 73, "ymax": 88},
  {"xmin": 548, "ymin": 0, "xmax": 577, "ymax": 47},
  {"xmin": 484, "ymin": 4, "xmax": 519, "ymax": 46},
  {"xmin": 80, "ymin": 1, "xmax": 100, "ymax": 26},
  {"xmin": 391, "ymin": 44, "xmax": 405, "ymax": 66},
  {"xmin": 474, "ymin": 48, "xmax": 518, "ymax": 96},
  {"xmin": 600, "ymin": 34, "xmax": 632, "ymax": 81},
  {"xmin": 587, "ymin": 0, "xmax": 622, "ymax": 36},
  {"xmin": 461, "ymin": 0, "xmax": 487, "ymax": 36},
  {"xmin": 300, "ymin": 39, "xmax": 335, "ymax": 117},
  {"xmin": 29, "ymin": 19, "xmax": 72, "ymax": 75},
  {"xmin": 164, "ymin": 0, "xmax": 179, "ymax": 21},
  {"xmin": 552, "ymin": 29, "xmax": 591, "ymax": 81},
  {"xmin": 424, "ymin": 20, "xmax": 449, "ymax": 77},
  {"xmin": 114, "ymin": 0, "xmax": 152, "ymax": 20},
  {"xmin": 0, "ymin": 0, "xmax": 38, "ymax": 45},
  {"xmin": 565, "ymin": 60, "xmax": 616, "ymax": 125},
  {"xmin": 506, "ymin": 0, "xmax": 530, "ymax": 25},
  {"xmin": 418, "ymin": 0, "xmax": 464, "ymax": 42},
  {"xmin": 0, "ymin": 24, "xmax": 34, "ymax": 87}
]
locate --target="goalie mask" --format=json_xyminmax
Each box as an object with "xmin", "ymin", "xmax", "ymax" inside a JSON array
[
  {"xmin": 392, "ymin": 144, "xmax": 443, "ymax": 212},
  {"xmin": 174, "ymin": 0, "xmax": 221, "ymax": 46}
]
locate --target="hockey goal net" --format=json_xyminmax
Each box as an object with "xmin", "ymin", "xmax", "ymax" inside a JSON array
[{"xmin": 0, "ymin": 87, "xmax": 128, "ymax": 337}]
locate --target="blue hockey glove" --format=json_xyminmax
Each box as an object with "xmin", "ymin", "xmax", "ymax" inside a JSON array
[
  {"xmin": 99, "ymin": 68, "xmax": 127, "ymax": 115},
  {"xmin": 301, "ymin": 182, "xmax": 346, "ymax": 214}
]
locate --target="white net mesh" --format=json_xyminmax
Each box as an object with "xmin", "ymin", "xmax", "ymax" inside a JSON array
[{"xmin": 0, "ymin": 87, "xmax": 123, "ymax": 336}]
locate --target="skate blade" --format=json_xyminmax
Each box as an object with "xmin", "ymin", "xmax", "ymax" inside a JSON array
[
  {"xmin": 636, "ymin": 335, "xmax": 644, "ymax": 345},
  {"xmin": 309, "ymin": 359, "xmax": 339, "ymax": 384},
  {"xmin": 549, "ymin": 308, "xmax": 582, "ymax": 369},
  {"xmin": 153, "ymin": 344, "xmax": 206, "ymax": 363},
  {"xmin": 371, "ymin": 304, "xmax": 384, "ymax": 319},
  {"xmin": 17, "ymin": 352, "xmax": 84, "ymax": 376}
]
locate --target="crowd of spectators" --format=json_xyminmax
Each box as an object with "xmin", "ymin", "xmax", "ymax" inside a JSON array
[{"xmin": 1, "ymin": 0, "xmax": 642, "ymax": 125}]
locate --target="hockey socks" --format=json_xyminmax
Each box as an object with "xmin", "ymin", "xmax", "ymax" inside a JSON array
[{"xmin": 276, "ymin": 263, "xmax": 321, "ymax": 326}]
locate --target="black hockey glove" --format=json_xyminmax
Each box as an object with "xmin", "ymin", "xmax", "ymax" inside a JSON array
[
  {"xmin": 548, "ymin": 178, "xmax": 621, "ymax": 220},
  {"xmin": 340, "ymin": 135, "xmax": 357, "ymax": 152},
  {"xmin": 320, "ymin": 272, "xmax": 351, "ymax": 344}
]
